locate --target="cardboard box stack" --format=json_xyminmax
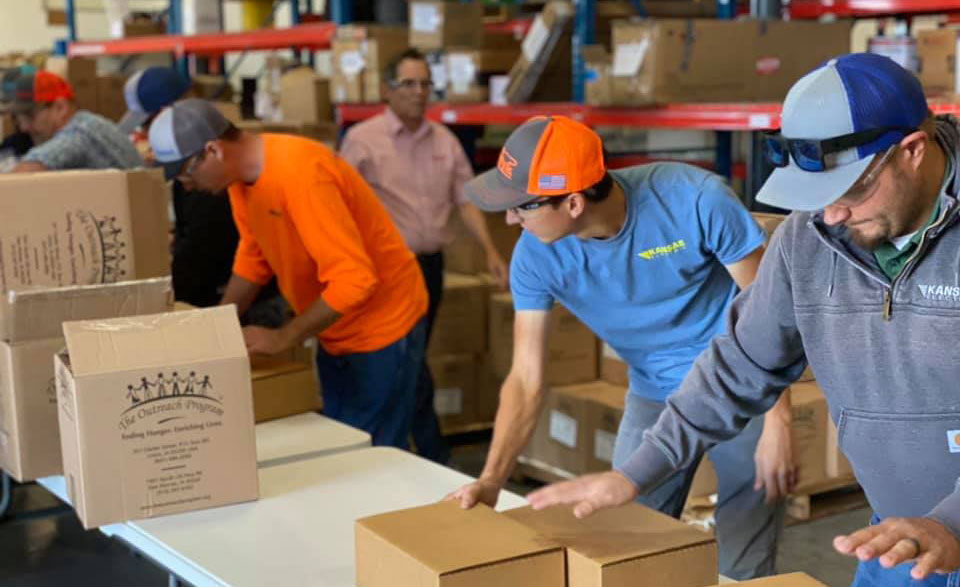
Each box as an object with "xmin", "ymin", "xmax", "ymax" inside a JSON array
[
  {"xmin": 0, "ymin": 278, "xmax": 172, "ymax": 482},
  {"xmin": 444, "ymin": 50, "xmax": 490, "ymax": 103},
  {"xmin": 506, "ymin": 1, "xmax": 574, "ymax": 103},
  {"xmin": 280, "ymin": 66, "xmax": 333, "ymax": 124},
  {"xmin": 356, "ymin": 501, "xmax": 565, "ymax": 587},
  {"xmin": 443, "ymin": 212, "xmax": 522, "ymax": 275},
  {"xmin": 609, "ymin": 19, "xmax": 850, "ymax": 105},
  {"xmin": 45, "ymin": 56, "xmax": 98, "ymax": 113},
  {"xmin": 56, "ymin": 305, "xmax": 259, "ymax": 528},
  {"xmin": 95, "ymin": 74, "xmax": 127, "ymax": 121},
  {"xmin": 0, "ymin": 169, "xmax": 171, "ymax": 291},
  {"xmin": 408, "ymin": 1, "xmax": 483, "ymax": 51},
  {"xmin": 505, "ymin": 503, "xmax": 718, "ymax": 587},
  {"xmin": 331, "ymin": 25, "xmax": 408, "ymax": 103},
  {"xmin": 918, "ymin": 28, "xmax": 960, "ymax": 97}
]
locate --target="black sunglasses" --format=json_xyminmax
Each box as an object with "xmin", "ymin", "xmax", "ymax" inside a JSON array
[
  {"xmin": 512, "ymin": 196, "xmax": 566, "ymax": 212},
  {"xmin": 764, "ymin": 126, "xmax": 916, "ymax": 172}
]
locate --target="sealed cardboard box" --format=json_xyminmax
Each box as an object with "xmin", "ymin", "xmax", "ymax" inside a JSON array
[
  {"xmin": 331, "ymin": 26, "xmax": 408, "ymax": 104},
  {"xmin": 443, "ymin": 212, "xmax": 521, "ymax": 275},
  {"xmin": 583, "ymin": 45, "xmax": 613, "ymax": 106},
  {"xmin": 0, "ymin": 278, "xmax": 172, "ymax": 482},
  {"xmin": 505, "ymin": 504, "xmax": 717, "ymax": 587},
  {"xmin": 489, "ymin": 293, "xmax": 597, "ymax": 385},
  {"xmin": 790, "ymin": 381, "xmax": 829, "ymax": 491},
  {"xmin": 45, "ymin": 56, "xmax": 97, "ymax": 112},
  {"xmin": 611, "ymin": 19, "xmax": 850, "ymax": 105},
  {"xmin": 95, "ymin": 74, "xmax": 127, "ymax": 121},
  {"xmin": 444, "ymin": 50, "xmax": 489, "ymax": 104},
  {"xmin": 712, "ymin": 573, "xmax": 827, "ymax": 586},
  {"xmin": 478, "ymin": 31, "xmax": 523, "ymax": 73},
  {"xmin": 429, "ymin": 353, "xmax": 479, "ymax": 430},
  {"xmin": 429, "ymin": 273, "xmax": 489, "ymax": 356},
  {"xmin": 56, "ymin": 305, "xmax": 258, "ymax": 528},
  {"xmin": 599, "ymin": 342, "xmax": 629, "ymax": 388},
  {"xmin": 523, "ymin": 382, "xmax": 602, "ymax": 475},
  {"xmin": 280, "ymin": 66, "xmax": 332, "ymax": 124},
  {"xmin": 506, "ymin": 1, "xmax": 573, "ymax": 103},
  {"xmin": 0, "ymin": 169, "xmax": 170, "ymax": 294},
  {"xmin": 409, "ymin": 1, "xmax": 483, "ymax": 51},
  {"xmin": 475, "ymin": 353, "xmax": 501, "ymax": 423},
  {"xmin": 918, "ymin": 28, "xmax": 959, "ymax": 96},
  {"xmin": 356, "ymin": 501, "xmax": 564, "ymax": 587},
  {"xmin": 582, "ymin": 380, "xmax": 625, "ymax": 471},
  {"xmin": 250, "ymin": 358, "xmax": 318, "ymax": 423}
]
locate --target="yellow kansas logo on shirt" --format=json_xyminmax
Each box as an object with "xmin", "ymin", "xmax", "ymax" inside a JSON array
[{"xmin": 638, "ymin": 240, "xmax": 686, "ymax": 260}]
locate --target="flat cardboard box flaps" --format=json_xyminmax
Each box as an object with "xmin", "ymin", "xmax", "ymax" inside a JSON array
[
  {"xmin": 0, "ymin": 278, "xmax": 172, "ymax": 482},
  {"xmin": 505, "ymin": 504, "xmax": 717, "ymax": 587},
  {"xmin": 0, "ymin": 169, "xmax": 170, "ymax": 294},
  {"xmin": 355, "ymin": 501, "xmax": 565, "ymax": 587},
  {"xmin": 56, "ymin": 305, "xmax": 258, "ymax": 528}
]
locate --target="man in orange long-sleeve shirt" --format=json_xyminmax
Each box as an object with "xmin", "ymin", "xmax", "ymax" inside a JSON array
[{"xmin": 148, "ymin": 99, "xmax": 428, "ymax": 448}]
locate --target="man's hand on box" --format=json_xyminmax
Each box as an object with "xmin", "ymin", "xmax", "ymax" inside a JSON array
[
  {"xmin": 526, "ymin": 471, "xmax": 639, "ymax": 518},
  {"xmin": 834, "ymin": 517, "xmax": 960, "ymax": 580},
  {"xmin": 445, "ymin": 477, "xmax": 502, "ymax": 509},
  {"xmin": 243, "ymin": 325, "xmax": 294, "ymax": 356}
]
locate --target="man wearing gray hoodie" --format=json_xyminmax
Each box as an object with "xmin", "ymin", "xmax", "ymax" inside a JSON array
[{"xmin": 528, "ymin": 53, "xmax": 960, "ymax": 586}]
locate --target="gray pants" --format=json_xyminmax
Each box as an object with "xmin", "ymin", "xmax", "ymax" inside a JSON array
[{"xmin": 612, "ymin": 394, "xmax": 785, "ymax": 580}]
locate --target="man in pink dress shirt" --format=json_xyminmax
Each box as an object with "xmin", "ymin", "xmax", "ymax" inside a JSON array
[{"xmin": 341, "ymin": 49, "xmax": 508, "ymax": 463}]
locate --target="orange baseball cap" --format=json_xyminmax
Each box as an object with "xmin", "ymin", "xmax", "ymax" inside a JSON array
[
  {"xmin": 12, "ymin": 70, "xmax": 75, "ymax": 113},
  {"xmin": 464, "ymin": 115, "xmax": 606, "ymax": 212}
]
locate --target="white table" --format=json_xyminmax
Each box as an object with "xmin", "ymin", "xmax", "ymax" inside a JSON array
[
  {"xmin": 102, "ymin": 447, "xmax": 526, "ymax": 587},
  {"xmin": 37, "ymin": 412, "xmax": 372, "ymax": 537}
]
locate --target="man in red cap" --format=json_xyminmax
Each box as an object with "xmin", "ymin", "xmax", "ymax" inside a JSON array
[
  {"xmin": 9, "ymin": 70, "xmax": 141, "ymax": 172},
  {"xmin": 447, "ymin": 115, "xmax": 787, "ymax": 580}
]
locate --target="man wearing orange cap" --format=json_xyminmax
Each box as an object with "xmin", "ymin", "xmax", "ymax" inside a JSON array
[
  {"xmin": 447, "ymin": 116, "xmax": 786, "ymax": 579},
  {"xmin": 9, "ymin": 70, "xmax": 141, "ymax": 172}
]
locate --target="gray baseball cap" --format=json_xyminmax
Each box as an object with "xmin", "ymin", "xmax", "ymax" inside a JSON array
[{"xmin": 148, "ymin": 98, "xmax": 230, "ymax": 180}]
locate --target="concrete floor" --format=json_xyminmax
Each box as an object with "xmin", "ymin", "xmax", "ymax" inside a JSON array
[{"xmin": 1, "ymin": 437, "xmax": 867, "ymax": 587}]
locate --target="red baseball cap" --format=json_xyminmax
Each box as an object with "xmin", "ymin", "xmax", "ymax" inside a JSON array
[
  {"xmin": 12, "ymin": 70, "xmax": 75, "ymax": 113},
  {"xmin": 464, "ymin": 115, "xmax": 606, "ymax": 212}
]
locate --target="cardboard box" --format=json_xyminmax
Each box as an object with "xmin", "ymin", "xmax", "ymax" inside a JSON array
[
  {"xmin": 443, "ymin": 212, "xmax": 521, "ymax": 275},
  {"xmin": 641, "ymin": 0, "xmax": 717, "ymax": 17},
  {"xmin": 409, "ymin": 1, "xmax": 483, "ymax": 51},
  {"xmin": 789, "ymin": 381, "xmax": 829, "ymax": 491},
  {"xmin": 0, "ymin": 169, "xmax": 170, "ymax": 295},
  {"xmin": 191, "ymin": 74, "xmax": 233, "ymax": 101},
  {"xmin": 124, "ymin": 17, "xmax": 166, "ymax": 37},
  {"xmin": 56, "ymin": 305, "xmax": 259, "ymax": 528},
  {"xmin": 429, "ymin": 273, "xmax": 489, "ymax": 357},
  {"xmin": 280, "ymin": 67, "xmax": 332, "ymax": 124},
  {"xmin": 478, "ymin": 32, "xmax": 523, "ymax": 73},
  {"xmin": 475, "ymin": 353, "xmax": 501, "ymax": 423},
  {"xmin": 751, "ymin": 212, "xmax": 786, "ymax": 244},
  {"xmin": 599, "ymin": 342, "xmax": 629, "ymax": 388},
  {"xmin": 582, "ymin": 380, "xmax": 625, "ymax": 471},
  {"xmin": 584, "ymin": 45, "xmax": 613, "ymax": 106},
  {"xmin": 712, "ymin": 573, "xmax": 827, "ymax": 586},
  {"xmin": 826, "ymin": 416, "xmax": 853, "ymax": 479},
  {"xmin": 444, "ymin": 50, "xmax": 489, "ymax": 104},
  {"xmin": 505, "ymin": 504, "xmax": 717, "ymax": 587},
  {"xmin": 95, "ymin": 74, "xmax": 127, "ymax": 122},
  {"xmin": 429, "ymin": 353, "xmax": 480, "ymax": 430},
  {"xmin": 331, "ymin": 26, "xmax": 408, "ymax": 104},
  {"xmin": 523, "ymin": 382, "xmax": 604, "ymax": 475},
  {"xmin": 506, "ymin": 1, "xmax": 574, "ymax": 104},
  {"xmin": 235, "ymin": 120, "xmax": 339, "ymax": 146},
  {"xmin": 918, "ymin": 28, "xmax": 959, "ymax": 96},
  {"xmin": 355, "ymin": 501, "xmax": 565, "ymax": 587},
  {"xmin": 45, "ymin": 57, "xmax": 97, "ymax": 112},
  {"xmin": 212, "ymin": 101, "xmax": 243, "ymax": 124},
  {"xmin": 0, "ymin": 278, "xmax": 172, "ymax": 482},
  {"xmin": 489, "ymin": 293, "xmax": 598, "ymax": 386},
  {"xmin": 611, "ymin": 19, "xmax": 851, "ymax": 105},
  {"xmin": 689, "ymin": 455, "xmax": 718, "ymax": 499},
  {"xmin": 250, "ymin": 358, "xmax": 318, "ymax": 423}
]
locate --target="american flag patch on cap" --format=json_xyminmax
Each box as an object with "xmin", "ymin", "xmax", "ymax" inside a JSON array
[{"xmin": 538, "ymin": 174, "xmax": 567, "ymax": 190}]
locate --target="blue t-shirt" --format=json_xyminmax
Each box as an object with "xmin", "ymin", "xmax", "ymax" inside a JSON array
[{"xmin": 511, "ymin": 163, "xmax": 766, "ymax": 401}]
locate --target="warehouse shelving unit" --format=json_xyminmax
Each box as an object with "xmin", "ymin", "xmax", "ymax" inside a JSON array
[{"xmin": 787, "ymin": 0, "xmax": 960, "ymax": 18}]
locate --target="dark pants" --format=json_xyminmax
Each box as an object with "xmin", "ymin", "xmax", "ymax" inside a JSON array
[
  {"xmin": 412, "ymin": 252, "xmax": 450, "ymax": 464},
  {"xmin": 314, "ymin": 319, "xmax": 426, "ymax": 448}
]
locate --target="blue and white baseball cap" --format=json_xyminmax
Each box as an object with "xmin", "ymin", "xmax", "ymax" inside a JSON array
[
  {"xmin": 756, "ymin": 53, "xmax": 929, "ymax": 211},
  {"xmin": 148, "ymin": 98, "xmax": 230, "ymax": 180},
  {"xmin": 118, "ymin": 67, "xmax": 190, "ymax": 134}
]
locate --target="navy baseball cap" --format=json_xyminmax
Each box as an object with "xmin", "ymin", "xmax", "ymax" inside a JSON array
[
  {"xmin": 148, "ymin": 98, "xmax": 230, "ymax": 180},
  {"xmin": 119, "ymin": 67, "xmax": 190, "ymax": 134},
  {"xmin": 756, "ymin": 53, "xmax": 929, "ymax": 211}
]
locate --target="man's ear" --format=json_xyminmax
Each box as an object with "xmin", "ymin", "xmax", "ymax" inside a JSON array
[
  {"xmin": 568, "ymin": 193, "xmax": 587, "ymax": 219},
  {"xmin": 899, "ymin": 130, "xmax": 928, "ymax": 173}
]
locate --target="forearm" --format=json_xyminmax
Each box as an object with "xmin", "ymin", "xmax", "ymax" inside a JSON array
[
  {"xmin": 459, "ymin": 203, "xmax": 498, "ymax": 255},
  {"xmin": 764, "ymin": 387, "xmax": 792, "ymax": 428},
  {"xmin": 278, "ymin": 296, "xmax": 341, "ymax": 346},
  {"xmin": 479, "ymin": 372, "xmax": 546, "ymax": 485},
  {"xmin": 220, "ymin": 273, "xmax": 263, "ymax": 316}
]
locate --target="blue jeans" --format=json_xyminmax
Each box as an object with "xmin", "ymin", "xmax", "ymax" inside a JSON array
[
  {"xmin": 852, "ymin": 515, "xmax": 960, "ymax": 587},
  {"xmin": 413, "ymin": 252, "xmax": 450, "ymax": 464},
  {"xmin": 314, "ymin": 319, "xmax": 426, "ymax": 449},
  {"xmin": 613, "ymin": 394, "xmax": 785, "ymax": 580}
]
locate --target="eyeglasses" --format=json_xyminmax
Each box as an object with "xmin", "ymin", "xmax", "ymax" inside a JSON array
[
  {"xmin": 389, "ymin": 79, "xmax": 434, "ymax": 91},
  {"xmin": 764, "ymin": 126, "xmax": 915, "ymax": 172},
  {"xmin": 511, "ymin": 196, "xmax": 564, "ymax": 214},
  {"xmin": 177, "ymin": 151, "xmax": 206, "ymax": 181},
  {"xmin": 831, "ymin": 146, "xmax": 898, "ymax": 208}
]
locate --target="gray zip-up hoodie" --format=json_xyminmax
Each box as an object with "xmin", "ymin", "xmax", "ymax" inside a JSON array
[{"xmin": 618, "ymin": 116, "xmax": 960, "ymax": 538}]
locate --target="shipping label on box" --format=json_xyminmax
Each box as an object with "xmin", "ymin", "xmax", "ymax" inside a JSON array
[
  {"xmin": 428, "ymin": 353, "xmax": 479, "ymax": 429},
  {"xmin": 0, "ymin": 169, "xmax": 170, "ymax": 294},
  {"xmin": 356, "ymin": 501, "xmax": 565, "ymax": 587},
  {"xmin": 409, "ymin": 1, "xmax": 482, "ymax": 50},
  {"xmin": 57, "ymin": 305, "xmax": 258, "ymax": 528},
  {"xmin": 582, "ymin": 380, "xmax": 626, "ymax": 471},
  {"xmin": 505, "ymin": 504, "xmax": 717, "ymax": 587}
]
